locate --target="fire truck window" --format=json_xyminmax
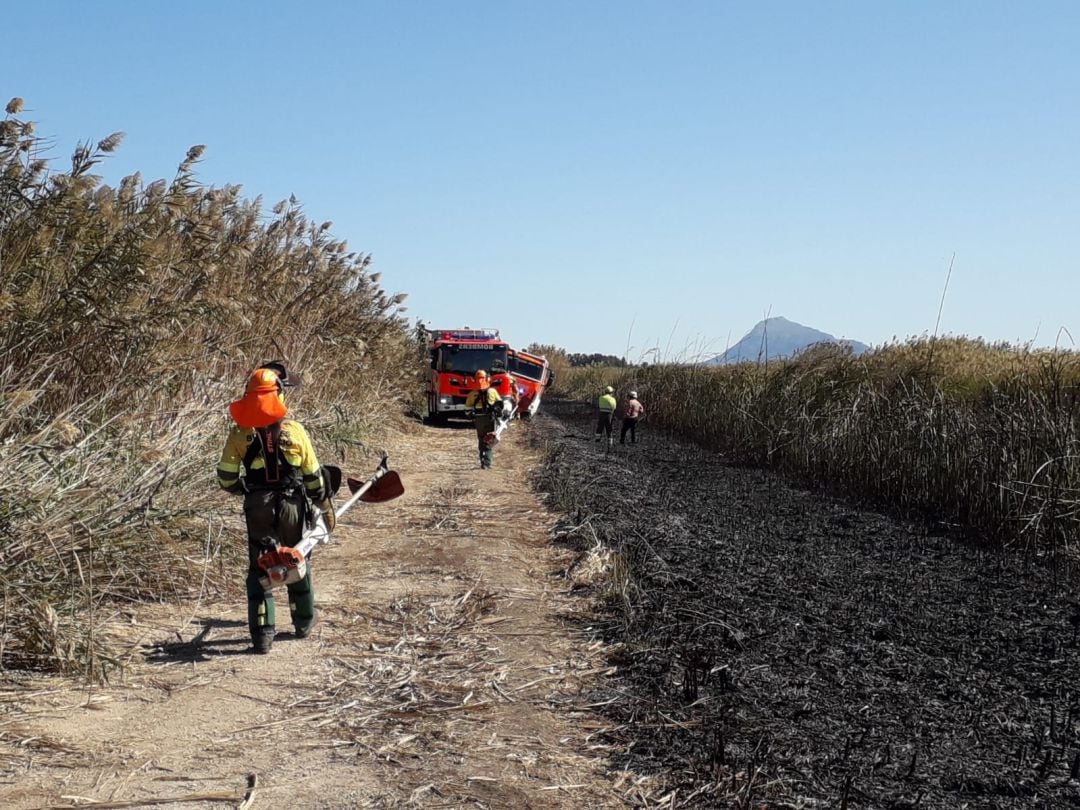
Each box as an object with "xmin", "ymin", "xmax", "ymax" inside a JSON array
[
  {"xmin": 436, "ymin": 347, "xmax": 508, "ymax": 375},
  {"xmin": 509, "ymin": 358, "xmax": 545, "ymax": 381}
]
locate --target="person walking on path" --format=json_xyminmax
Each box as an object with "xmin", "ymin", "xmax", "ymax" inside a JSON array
[
  {"xmin": 595, "ymin": 385, "xmax": 617, "ymax": 445},
  {"xmin": 621, "ymin": 390, "xmax": 645, "ymax": 444},
  {"xmin": 466, "ymin": 369, "xmax": 503, "ymax": 469},
  {"xmin": 216, "ymin": 362, "xmax": 326, "ymax": 654}
]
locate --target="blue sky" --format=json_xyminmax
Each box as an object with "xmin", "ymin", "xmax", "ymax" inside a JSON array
[{"xmin": 4, "ymin": 2, "xmax": 1078, "ymax": 359}]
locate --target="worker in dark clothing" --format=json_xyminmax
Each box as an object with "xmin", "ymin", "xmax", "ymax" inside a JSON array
[{"xmin": 621, "ymin": 390, "xmax": 645, "ymax": 444}]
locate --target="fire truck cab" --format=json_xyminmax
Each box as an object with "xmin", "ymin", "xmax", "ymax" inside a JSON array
[
  {"xmin": 508, "ymin": 349, "xmax": 552, "ymax": 419},
  {"xmin": 426, "ymin": 328, "xmax": 510, "ymax": 423}
]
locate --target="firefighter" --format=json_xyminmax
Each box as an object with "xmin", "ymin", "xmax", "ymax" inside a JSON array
[
  {"xmin": 595, "ymin": 385, "xmax": 617, "ymax": 445},
  {"xmin": 465, "ymin": 369, "xmax": 503, "ymax": 469},
  {"xmin": 621, "ymin": 390, "xmax": 645, "ymax": 444},
  {"xmin": 216, "ymin": 363, "xmax": 326, "ymax": 654}
]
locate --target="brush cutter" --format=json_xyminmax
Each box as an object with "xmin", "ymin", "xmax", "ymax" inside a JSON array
[
  {"xmin": 257, "ymin": 455, "xmax": 404, "ymax": 589},
  {"xmin": 492, "ymin": 397, "xmax": 518, "ymax": 442}
]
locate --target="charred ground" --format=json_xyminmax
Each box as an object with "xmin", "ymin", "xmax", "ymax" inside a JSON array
[{"xmin": 530, "ymin": 398, "xmax": 1080, "ymax": 808}]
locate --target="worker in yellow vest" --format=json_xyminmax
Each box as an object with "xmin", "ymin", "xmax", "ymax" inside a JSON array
[
  {"xmin": 595, "ymin": 386, "xmax": 617, "ymax": 445},
  {"xmin": 465, "ymin": 370, "xmax": 503, "ymax": 469},
  {"xmin": 217, "ymin": 363, "xmax": 325, "ymax": 654}
]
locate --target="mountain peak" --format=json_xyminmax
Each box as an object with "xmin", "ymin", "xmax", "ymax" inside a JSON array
[{"xmin": 706, "ymin": 316, "xmax": 867, "ymax": 365}]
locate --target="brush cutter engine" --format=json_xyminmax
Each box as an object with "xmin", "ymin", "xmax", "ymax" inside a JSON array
[
  {"xmin": 256, "ymin": 513, "xmax": 329, "ymax": 588},
  {"xmin": 257, "ymin": 543, "xmax": 309, "ymax": 588}
]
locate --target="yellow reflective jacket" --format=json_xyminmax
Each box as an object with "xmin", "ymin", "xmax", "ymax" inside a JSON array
[
  {"xmin": 216, "ymin": 419, "xmax": 322, "ymax": 497},
  {"xmin": 598, "ymin": 393, "xmax": 617, "ymax": 413},
  {"xmin": 465, "ymin": 387, "xmax": 502, "ymax": 411}
]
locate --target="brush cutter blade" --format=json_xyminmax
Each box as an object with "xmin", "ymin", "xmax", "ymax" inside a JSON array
[{"xmin": 347, "ymin": 470, "xmax": 405, "ymax": 502}]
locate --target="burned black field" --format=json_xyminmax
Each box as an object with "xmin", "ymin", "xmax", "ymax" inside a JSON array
[{"xmin": 531, "ymin": 399, "xmax": 1080, "ymax": 808}]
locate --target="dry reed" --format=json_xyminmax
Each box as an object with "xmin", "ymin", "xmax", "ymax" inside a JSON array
[
  {"xmin": 558, "ymin": 339, "xmax": 1080, "ymax": 554},
  {"xmin": 0, "ymin": 100, "xmax": 418, "ymax": 677}
]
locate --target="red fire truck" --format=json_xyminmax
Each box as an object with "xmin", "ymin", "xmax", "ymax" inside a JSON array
[
  {"xmin": 425, "ymin": 328, "xmax": 511, "ymax": 423},
  {"xmin": 508, "ymin": 348, "xmax": 552, "ymax": 419}
]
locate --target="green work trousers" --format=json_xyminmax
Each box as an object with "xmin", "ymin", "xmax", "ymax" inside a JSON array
[
  {"xmin": 474, "ymin": 412, "xmax": 496, "ymax": 469},
  {"xmin": 243, "ymin": 489, "xmax": 316, "ymax": 643}
]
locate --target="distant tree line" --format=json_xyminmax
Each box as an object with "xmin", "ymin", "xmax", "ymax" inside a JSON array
[
  {"xmin": 568, "ymin": 353, "xmax": 628, "ymax": 367},
  {"xmin": 526, "ymin": 345, "xmax": 627, "ymax": 368}
]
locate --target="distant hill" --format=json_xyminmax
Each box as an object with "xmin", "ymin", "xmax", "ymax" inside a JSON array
[{"xmin": 705, "ymin": 316, "xmax": 869, "ymax": 365}]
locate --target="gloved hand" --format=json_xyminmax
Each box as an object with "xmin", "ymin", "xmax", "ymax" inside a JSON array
[{"xmin": 223, "ymin": 478, "xmax": 248, "ymax": 495}]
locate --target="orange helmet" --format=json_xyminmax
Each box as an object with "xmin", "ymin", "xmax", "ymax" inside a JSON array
[{"xmin": 229, "ymin": 367, "xmax": 289, "ymax": 428}]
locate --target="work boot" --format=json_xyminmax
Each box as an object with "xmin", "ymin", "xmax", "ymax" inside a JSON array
[
  {"xmin": 293, "ymin": 613, "xmax": 315, "ymax": 639},
  {"xmin": 252, "ymin": 628, "xmax": 275, "ymax": 655}
]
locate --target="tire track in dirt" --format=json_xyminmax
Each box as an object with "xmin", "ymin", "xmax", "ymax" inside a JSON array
[{"xmin": 0, "ymin": 421, "xmax": 637, "ymax": 809}]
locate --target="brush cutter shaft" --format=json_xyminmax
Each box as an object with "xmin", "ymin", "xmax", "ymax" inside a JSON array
[
  {"xmin": 296, "ymin": 458, "xmax": 392, "ymax": 553},
  {"xmin": 494, "ymin": 405, "xmax": 517, "ymax": 440},
  {"xmin": 335, "ymin": 466, "xmax": 389, "ymax": 518},
  {"xmin": 258, "ymin": 456, "xmax": 401, "ymax": 590}
]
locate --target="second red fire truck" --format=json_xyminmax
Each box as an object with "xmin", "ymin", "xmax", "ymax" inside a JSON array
[{"xmin": 508, "ymin": 348, "xmax": 553, "ymax": 419}]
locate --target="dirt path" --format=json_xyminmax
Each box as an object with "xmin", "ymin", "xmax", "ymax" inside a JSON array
[{"xmin": 0, "ymin": 422, "xmax": 637, "ymax": 809}]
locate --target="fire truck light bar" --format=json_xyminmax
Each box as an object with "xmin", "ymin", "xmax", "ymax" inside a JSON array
[{"xmin": 432, "ymin": 328, "xmax": 501, "ymax": 341}]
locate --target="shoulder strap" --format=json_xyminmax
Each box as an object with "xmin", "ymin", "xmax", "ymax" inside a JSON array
[
  {"xmin": 242, "ymin": 430, "xmax": 262, "ymax": 470},
  {"xmin": 244, "ymin": 422, "xmax": 287, "ymax": 483}
]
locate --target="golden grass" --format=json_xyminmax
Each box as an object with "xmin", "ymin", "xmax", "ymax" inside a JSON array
[{"xmin": 0, "ymin": 100, "xmax": 418, "ymax": 677}]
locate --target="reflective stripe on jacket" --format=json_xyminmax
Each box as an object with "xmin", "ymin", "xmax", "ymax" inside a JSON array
[{"xmin": 597, "ymin": 394, "xmax": 617, "ymax": 413}]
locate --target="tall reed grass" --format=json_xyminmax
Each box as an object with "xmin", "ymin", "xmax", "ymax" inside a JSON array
[
  {"xmin": 0, "ymin": 99, "xmax": 416, "ymax": 677},
  {"xmin": 559, "ymin": 339, "xmax": 1080, "ymax": 555}
]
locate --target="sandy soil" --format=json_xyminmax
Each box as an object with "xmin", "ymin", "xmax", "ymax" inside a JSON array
[{"xmin": 0, "ymin": 420, "xmax": 637, "ymax": 809}]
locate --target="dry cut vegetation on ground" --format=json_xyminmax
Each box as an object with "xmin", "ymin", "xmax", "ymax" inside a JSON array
[
  {"xmin": 0, "ymin": 98, "xmax": 419, "ymax": 678},
  {"xmin": 0, "ymin": 423, "xmax": 635, "ymax": 810}
]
